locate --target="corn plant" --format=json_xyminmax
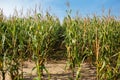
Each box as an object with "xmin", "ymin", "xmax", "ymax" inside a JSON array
[
  {"xmin": 63, "ymin": 12, "xmax": 88, "ymax": 79},
  {"xmin": 31, "ymin": 12, "xmax": 62, "ymax": 80}
]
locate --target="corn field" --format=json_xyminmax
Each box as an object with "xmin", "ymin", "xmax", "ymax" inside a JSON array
[{"xmin": 0, "ymin": 9, "xmax": 120, "ymax": 80}]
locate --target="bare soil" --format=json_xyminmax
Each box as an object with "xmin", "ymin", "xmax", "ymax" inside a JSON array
[
  {"xmin": 0, "ymin": 60, "xmax": 96, "ymax": 80},
  {"xmin": 23, "ymin": 60, "xmax": 96, "ymax": 80}
]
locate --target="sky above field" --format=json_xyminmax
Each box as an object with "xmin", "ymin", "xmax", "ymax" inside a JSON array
[{"xmin": 0, "ymin": 0, "xmax": 120, "ymax": 20}]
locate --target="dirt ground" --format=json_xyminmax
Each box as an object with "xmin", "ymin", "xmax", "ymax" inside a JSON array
[
  {"xmin": 23, "ymin": 60, "xmax": 96, "ymax": 80},
  {"xmin": 0, "ymin": 60, "xmax": 96, "ymax": 80}
]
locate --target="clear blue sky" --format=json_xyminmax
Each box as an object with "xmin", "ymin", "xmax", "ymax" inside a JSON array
[{"xmin": 0, "ymin": 0, "xmax": 120, "ymax": 20}]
